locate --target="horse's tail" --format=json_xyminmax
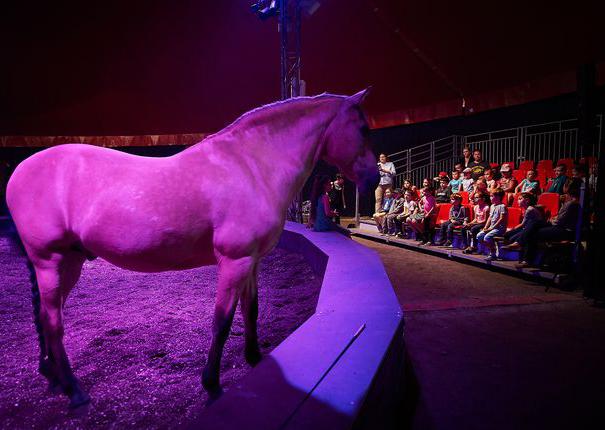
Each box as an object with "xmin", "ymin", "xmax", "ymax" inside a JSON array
[{"xmin": 5, "ymin": 217, "xmax": 45, "ymax": 361}]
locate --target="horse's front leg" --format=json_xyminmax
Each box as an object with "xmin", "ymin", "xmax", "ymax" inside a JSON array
[
  {"xmin": 202, "ymin": 255, "xmax": 255, "ymax": 394},
  {"xmin": 241, "ymin": 261, "xmax": 261, "ymax": 365}
]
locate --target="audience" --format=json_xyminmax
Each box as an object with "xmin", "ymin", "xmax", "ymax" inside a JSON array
[
  {"xmin": 501, "ymin": 193, "xmax": 543, "ymax": 251},
  {"xmin": 435, "ymin": 177, "xmax": 452, "ymax": 203},
  {"xmin": 483, "ymin": 168, "xmax": 497, "ymax": 191},
  {"xmin": 328, "ymin": 173, "xmax": 346, "ymax": 224},
  {"xmin": 497, "ymin": 164, "xmax": 517, "ymax": 205},
  {"xmin": 308, "ymin": 175, "xmax": 350, "ymax": 236},
  {"xmin": 461, "ymin": 168, "xmax": 474, "ymax": 192},
  {"xmin": 515, "ymin": 169, "xmax": 541, "ymax": 195},
  {"xmin": 375, "ymin": 153, "xmax": 396, "ymax": 213},
  {"xmin": 460, "ymin": 146, "xmax": 473, "ymax": 169},
  {"xmin": 395, "ymin": 190, "xmax": 419, "ymax": 238},
  {"xmin": 546, "ymin": 164, "xmax": 569, "ymax": 194},
  {"xmin": 373, "ymin": 188, "xmax": 394, "ymax": 234},
  {"xmin": 449, "ymin": 170, "xmax": 463, "ymax": 193},
  {"xmin": 408, "ymin": 187, "xmax": 436, "ymax": 245},
  {"xmin": 384, "ymin": 189, "xmax": 405, "ymax": 236},
  {"xmin": 468, "ymin": 149, "xmax": 491, "ymax": 179}
]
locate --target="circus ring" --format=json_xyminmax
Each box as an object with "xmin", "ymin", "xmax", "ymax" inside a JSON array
[{"xmin": 196, "ymin": 221, "xmax": 405, "ymax": 429}]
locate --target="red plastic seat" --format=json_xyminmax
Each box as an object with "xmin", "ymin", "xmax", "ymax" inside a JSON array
[
  {"xmin": 512, "ymin": 169, "xmax": 527, "ymax": 184},
  {"xmin": 556, "ymin": 158, "xmax": 575, "ymax": 172},
  {"xmin": 538, "ymin": 192, "xmax": 560, "ymax": 217},
  {"xmin": 434, "ymin": 203, "xmax": 451, "ymax": 227},
  {"xmin": 518, "ymin": 160, "xmax": 534, "ymax": 171},
  {"xmin": 459, "ymin": 191, "xmax": 469, "ymax": 204},
  {"xmin": 490, "ymin": 162, "xmax": 500, "ymax": 170},
  {"xmin": 506, "ymin": 207, "xmax": 523, "ymax": 231},
  {"xmin": 536, "ymin": 159, "xmax": 553, "ymax": 173},
  {"xmin": 579, "ymin": 156, "xmax": 597, "ymax": 168}
]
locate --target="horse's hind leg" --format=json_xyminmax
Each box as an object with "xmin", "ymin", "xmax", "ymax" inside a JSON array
[
  {"xmin": 240, "ymin": 260, "xmax": 261, "ymax": 365},
  {"xmin": 202, "ymin": 255, "xmax": 255, "ymax": 394},
  {"xmin": 34, "ymin": 251, "xmax": 89, "ymax": 408}
]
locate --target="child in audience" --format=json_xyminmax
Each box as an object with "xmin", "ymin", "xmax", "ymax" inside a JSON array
[
  {"xmin": 436, "ymin": 193, "xmax": 467, "ymax": 247},
  {"xmin": 373, "ymin": 188, "xmax": 394, "ymax": 234},
  {"xmin": 433, "ymin": 171, "xmax": 450, "ymax": 188},
  {"xmin": 476, "ymin": 188, "xmax": 508, "ymax": 261},
  {"xmin": 402, "ymin": 179, "xmax": 419, "ymax": 200},
  {"xmin": 454, "ymin": 163, "xmax": 464, "ymax": 173},
  {"xmin": 449, "ymin": 170, "xmax": 463, "ymax": 193},
  {"xmin": 483, "ymin": 169, "xmax": 497, "ymax": 191},
  {"xmin": 469, "ymin": 178, "xmax": 488, "ymax": 202},
  {"xmin": 498, "ymin": 164, "xmax": 518, "ymax": 205},
  {"xmin": 435, "ymin": 177, "xmax": 452, "ymax": 203},
  {"xmin": 462, "ymin": 192, "xmax": 490, "ymax": 253},
  {"xmin": 408, "ymin": 187, "xmax": 436, "ymax": 245},
  {"xmin": 461, "ymin": 168, "xmax": 475, "ymax": 193},
  {"xmin": 396, "ymin": 190, "xmax": 418, "ymax": 238},
  {"xmin": 515, "ymin": 169, "xmax": 541, "ymax": 195},
  {"xmin": 385, "ymin": 188, "xmax": 405, "ymax": 235}
]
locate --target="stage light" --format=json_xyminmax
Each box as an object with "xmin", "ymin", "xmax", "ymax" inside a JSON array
[
  {"xmin": 300, "ymin": 0, "xmax": 320, "ymax": 16},
  {"xmin": 251, "ymin": 1, "xmax": 278, "ymax": 20}
]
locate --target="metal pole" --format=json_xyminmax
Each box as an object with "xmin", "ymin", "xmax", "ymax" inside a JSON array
[{"xmin": 355, "ymin": 186, "xmax": 360, "ymax": 227}]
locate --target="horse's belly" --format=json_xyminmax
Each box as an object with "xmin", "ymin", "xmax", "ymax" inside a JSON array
[{"xmin": 97, "ymin": 246, "xmax": 217, "ymax": 273}]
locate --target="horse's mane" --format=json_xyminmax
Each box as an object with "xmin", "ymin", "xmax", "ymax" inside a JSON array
[{"xmin": 202, "ymin": 93, "xmax": 345, "ymax": 142}]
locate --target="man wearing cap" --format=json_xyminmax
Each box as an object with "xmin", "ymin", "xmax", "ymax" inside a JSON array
[
  {"xmin": 468, "ymin": 149, "xmax": 491, "ymax": 180},
  {"xmin": 498, "ymin": 163, "xmax": 518, "ymax": 205},
  {"xmin": 375, "ymin": 153, "xmax": 396, "ymax": 212}
]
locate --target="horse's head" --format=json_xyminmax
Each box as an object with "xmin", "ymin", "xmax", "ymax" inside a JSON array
[{"xmin": 323, "ymin": 88, "xmax": 379, "ymax": 193}]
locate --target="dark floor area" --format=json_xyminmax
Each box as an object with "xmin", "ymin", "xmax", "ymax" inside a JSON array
[{"xmin": 354, "ymin": 237, "xmax": 605, "ymax": 430}]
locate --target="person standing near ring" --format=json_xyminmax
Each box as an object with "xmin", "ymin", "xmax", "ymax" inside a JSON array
[{"xmin": 375, "ymin": 153, "xmax": 396, "ymax": 213}]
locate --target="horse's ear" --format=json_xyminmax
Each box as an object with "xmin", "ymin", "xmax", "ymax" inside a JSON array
[{"xmin": 348, "ymin": 87, "xmax": 372, "ymax": 105}]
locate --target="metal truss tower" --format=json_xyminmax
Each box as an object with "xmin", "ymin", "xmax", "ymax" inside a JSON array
[{"xmin": 279, "ymin": 0, "xmax": 302, "ymax": 100}]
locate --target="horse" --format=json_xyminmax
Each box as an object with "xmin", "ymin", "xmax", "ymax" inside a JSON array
[{"xmin": 6, "ymin": 89, "xmax": 378, "ymax": 408}]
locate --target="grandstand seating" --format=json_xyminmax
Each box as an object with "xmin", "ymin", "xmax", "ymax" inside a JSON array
[
  {"xmin": 506, "ymin": 207, "xmax": 523, "ymax": 231},
  {"xmin": 579, "ymin": 156, "xmax": 597, "ymax": 168},
  {"xmin": 512, "ymin": 170, "xmax": 526, "ymax": 184},
  {"xmin": 434, "ymin": 203, "xmax": 452, "ymax": 227},
  {"xmin": 536, "ymin": 159, "xmax": 553, "ymax": 172}
]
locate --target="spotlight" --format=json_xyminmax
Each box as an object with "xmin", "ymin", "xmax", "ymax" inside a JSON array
[{"xmin": 251, "ymin": 1, "xmax": 279, "ymax": 20}]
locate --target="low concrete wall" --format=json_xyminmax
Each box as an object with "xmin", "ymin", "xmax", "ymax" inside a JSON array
[{"xmin": 195, "ymin": 222, "xmax": 404, "ymax": 429}]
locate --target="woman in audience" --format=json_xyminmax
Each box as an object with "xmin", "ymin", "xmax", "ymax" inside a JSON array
[
  {"xmin": 373, "ymin": 188, "xmax": 394, "ymax": 234},
  {"xmin": 461, "ymin": 168, "xmax": 475, "ymax": 193},
  {"xmin": 498, "ymin": 164, "xmax": 518, "ymax": 205},
  {"xmin": 436, "ymin": 193, "xmax": 467, "ymax": 247},
  {"xmin": 501, "ymin": 192, "xmax": 543, "ymax": 251},
  {"xmin": 460, "ymin": 146, "xmax": 473, "ymax": 169},
  {"xmin": 462, "ymin": 192, "xmax": 490, "ymax": 254},
  {"xmin": 514, "ymin": 169, "xmax": 541, "ymax": 195},
  {"xmin": 476, "ymin": 188, "xmax": 508, "ymax": 261},
  {"xmin": 308, "ymin": 175, "xmax": 350, "ymax": 236},
  {"xmin": 408, "ymin": 187, "xmax": 436, "ymax": 245}
]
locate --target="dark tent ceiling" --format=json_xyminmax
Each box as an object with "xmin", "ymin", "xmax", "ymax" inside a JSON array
[{"xmin": 2, "ymin": 0, "xmax": 604, "ymax": 138}]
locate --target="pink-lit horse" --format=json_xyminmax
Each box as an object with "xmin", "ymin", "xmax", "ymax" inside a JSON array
[{"xmin": 6, "ymin": 90, "xmax": 377, "ymax": 408}]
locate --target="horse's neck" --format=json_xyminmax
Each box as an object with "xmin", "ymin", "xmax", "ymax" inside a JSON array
[{"xmin": 228, "ymin": 98, "xmax": 340, "ymax": 210}]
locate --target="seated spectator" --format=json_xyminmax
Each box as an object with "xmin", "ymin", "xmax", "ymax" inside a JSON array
[
  {"xmin": 498, "ymin": 164, "xmax": 518, "ymax": 205},
  {"xmin": 407, "ymin": 187, "xmax": 436, "ymax": 245},
  {"xmin": 564, "ymin": 164, "xmax": 586, "ymax": 195},
  {"xmin": 449, "ymin": 169, "xmax": 463, "ymax": 193},
  {"xmin": 501, "ymin": 193, "xmax": 543, "ymax": 251},
  {"xmin": 462, "ymin": 192, "xmax": 491, "ymax": 254},
  {"xmin": 384, "ymin": 188, "xmax": 405, "ymax": 236},
  {"xmin": 468, "ymin": 149, "xmax": 491, "ymax": 180},
  {"xmin": 476, "ymin": 188, "xmax": 508, "ymax": 261},
  {"xmin": 436, "ymin": 193, "xmax": 468, "ymax": 247},
  {"xmin": 433, "ymin": 171, "xmax": 450, "ymax": 189},
  {"xmin": 516, "ymin": 185, "xmax": 581, "ymax": 268},
  {"xmin": 435, "ymin": 177, "xmax": 452, "ymax": 203},
  {"xmin": 308, "ymin": 175, "xmax": 350, "ymax": 236},
  {"xmin": 373, "ymin": 189, "xmax": 394, "ymax": 233},
  {"xmin": 483, "ymin": 169, "xmax": 497, "ymax": 191},
  {"xmin": 546, "ymin": 164, "xmax": 569, "ymax": 194},
  {"xmin": 514, "ymin": 169, "xmax": 541, "ymax": 195},
  {"xmin": 469, "ymin": 178, "xmax": 488, "ymax": 202},
  {"xmin": 461, "ymin": 168, "xmax": 474, "ymax": 193},
  {"xmin": 454, "ymin": 163, "xmax": 464, "ymax": 173},
  {"xmin": 395, "ymin": 190, "xmax": 419, "ymax": 237}
]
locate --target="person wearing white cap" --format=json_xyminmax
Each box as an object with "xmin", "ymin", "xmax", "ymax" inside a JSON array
[
  {"xmin": 498, "ymin": 163, "xmax": 517, "ymax": 205},
  {"xmin": 461, "ymin": 168, "xmax": 474, "ymax": 193}
]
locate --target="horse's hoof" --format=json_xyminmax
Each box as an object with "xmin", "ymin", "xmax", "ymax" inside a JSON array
[
  {"xmin": 68, "ymin": 390, "xmax": 91, "ymax": 409},
  {"xmin": 48, "ymin": 380, "xmax": 62, "ymax": 395},
  {"xmin": 201, "ymin": 368, "xmax": 221, "ymax": 394},
  {"xmin": 245, "ymin": 348, "xmax": 262, "ymax": 366}
]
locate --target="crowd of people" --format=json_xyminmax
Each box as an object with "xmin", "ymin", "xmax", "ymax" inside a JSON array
[{"xmin": 370, "ymin": 148, "xmax": 594, "ymax": 267}]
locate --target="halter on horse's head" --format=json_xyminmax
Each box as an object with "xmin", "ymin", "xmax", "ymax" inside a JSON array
[{"xmin": 322, "ymin": 88, "xmax": 379, "ymax": 193}]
